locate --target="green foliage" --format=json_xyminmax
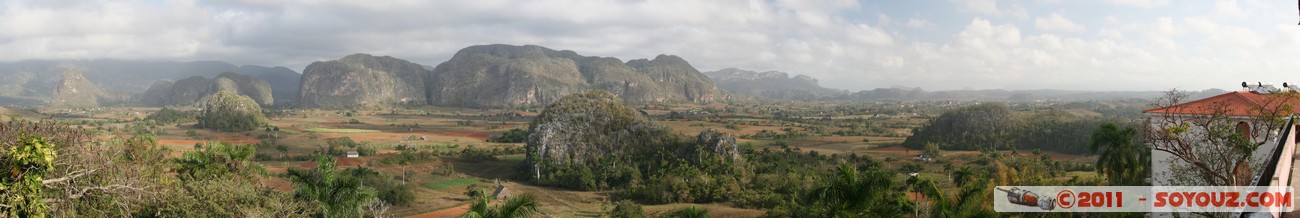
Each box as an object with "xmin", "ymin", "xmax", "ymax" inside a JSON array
[
  {"xmin": 326, "ymin": 137, "xmax": 359, "ymax": 148},
  {"xmin": 464, "ymin": 192, "xmax": 540, "ymax": 218},
  {"xmin": 666, "ymin": 206, "xmax": 709, "ymax": 218},
  {"xmin": 1090, "ymin": 123, "xmax": 1150, "ymax": 186},
  {"xmin": 172, "ymin": 142, "xmax": 261, "ymax": 181},
  {"xmin": 344, "ymin": 167, "xmax": 415, "ymax": 206},
  {"xmin": 143, "ymin": 107, "xmax": 198, "ymax": 125},
  {"xmin": 0, "ymin": 134, "xmax": 56, "ymax": 218},
  {"xmin": 460, "ymin": 146, "xmax": 499, "ymax": 162},
  {"xmin": 487, "ymin": 128, "xmax": 528, "ymax": 143},
  {"xmin": 802, "ymin": 165, "xmax": 908, "ymax": 217},
  {"xmin": 904, "ymin": 104, "xmax": 1127, "ymax": 154},
  {"xmin": 609, "ymin": 200, "xmax": 645, "ymax": 218},
  {"xmin": 921, "ymin": 142, "xmax": 941, "ymax": 159},
  {"xmin": 287, "ymin": 155, "xmax": 377, "ymax": 218},
  {"xmin": 917, "ymin": 178, "xmax": 999, "ymax": 217},
  {"xmin": 141, "ymin": 179, "xmax": 312, "ymax": 217},
  {"xmin": 356, "ymin": 145, "xmax": 378, "ymax": 156}
]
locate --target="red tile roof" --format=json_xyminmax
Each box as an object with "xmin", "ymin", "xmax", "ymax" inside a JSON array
[{"xmin": 1143, "ymin": 91, "xmax": 1300, "ymax": 116}]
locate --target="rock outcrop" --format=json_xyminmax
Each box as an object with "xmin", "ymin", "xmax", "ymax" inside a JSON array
[
  {"xmin": 49, "ymin": 69, "xmax": 127, "ymax": 107},
  {"xmin": 212, "ymin": 72, "xmax": 273, "ymax": 106},
  {"xmin": 50, "ymin": 69, "xmax": 104, "ymax": 107},
  {"xmin": 196, "ymin": 91, "xmax": 266, "ymax": 132},
  {"xmin": 427, "ymin": 44, "xmax": 720, "ymax": 108},
  {"xmin": 524, "ymin": 91, "xmax": 738, "ymax": 187},
  {"xmin": 703, "ymin": 68, "xmax": 843, "ymax": 100},
  {"xmin": 143, "ymin": 72, "xmax": 274, "ymax": 106},
  {"xmin": 297, "ymin": 54, "xmax": 428, "ymax": 108}
]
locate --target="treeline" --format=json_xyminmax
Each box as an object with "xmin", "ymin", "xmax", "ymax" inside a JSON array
[{"xmin": 903, "ymin": 103, "xmax": 1136, "ymax": 155}]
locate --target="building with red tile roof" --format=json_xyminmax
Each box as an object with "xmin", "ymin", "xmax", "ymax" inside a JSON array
[{"xmin": 1143, "ymin": 90, "xmax": 1300, "ymax": 117}]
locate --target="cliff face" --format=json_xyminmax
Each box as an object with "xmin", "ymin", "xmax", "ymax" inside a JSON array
[
  {"xmin": 426, "ymin": 44, "xmax": 721, "ymax": 108},
  {"xmin": 524, "ymin": 91, "xmax": 738, "ymax": 187},
  {"xmin": 297, "ymin": 54, "xmax": 428, "ymax": 108},
  {"xmin": 143, "ymin": 72, "xmax": 274, "ymax": 106},
  {"xmin": 624, "ymin": 55, "xmax": 719, "ymax": 103},
  {"xmin": 214, "ymin": 72, "xmax": 274, "ymax": 106},
  {"xmin": 49, "ymin": 69, "xmax": 105, "ymax": 107}
]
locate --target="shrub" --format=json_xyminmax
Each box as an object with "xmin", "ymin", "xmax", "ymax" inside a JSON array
[{"xmin": 486, "ymin": 128, "xmax": 528, "ymax": 143}]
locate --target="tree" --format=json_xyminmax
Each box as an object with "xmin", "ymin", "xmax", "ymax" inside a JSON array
[
  {"xmin": 806, "ymin": 165, "xmax": 906, "ymax": 217},
  {"xmin": 917, "ymin": 178, "xmax": 998, "ymax": 217},
  {"xmin": 922, "ymin": 142, "xmax": 941, "ymax": 159},
  {"xmin": 463, "ymin": 188, "xmax": 540, "ymax": 218},
  {"xmin": 287, "ymin": 155, "xmax": 377, "ymax": 218},
  {"xmin": 0, "ymin": 134, "xmax": 56, "ymax": 217},
  {"xmin": 1090, "ymin": 123, "xmax": 1150, "ymax": 185},
  {"xmin": 173, "ymin": 142, "xmax": 260, "ymax": 181},
  {"xmin": 665, "ymin": 206, "xmax": 709, "ymax": 218},
  {"xmin": 0, "ymin": 120, "xmax": 169, "ymax": 217},
  {"xmin": 1144, "ymin": 89, "xmax": 1296, "ymax": 186},
  {"xmin": 276, "ymin": 144, "xmax": 289, "ymax": 159}
]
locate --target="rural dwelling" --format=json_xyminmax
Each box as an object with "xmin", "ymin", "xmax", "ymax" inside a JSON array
[
  {"xmin": 346, "ymin": 151, "xmax": 359, "ymax": 158},
  {"xmin": 1143, "ymin": 83, "xmax": 1300, "ymax": 217},
  {"xmin": 491, "ymin": 181, "xmax": 511, "ymax": 200}
]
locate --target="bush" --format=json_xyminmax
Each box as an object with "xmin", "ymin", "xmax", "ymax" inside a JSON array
[
  {"xmin": 356, "ymin": 145, "xmax": 378, "ymax": 156},
  {"xmin": 610, "ymin": 200, "xmax": 645, "ymax": 218},
  {"xmin": 459, "ymin": 146, "xmax": 498, "ymax": 162},
  {"xmin": 345, "ymin": 167, "xmax": 415, "ymax": 206},
  {"xmin": 144, "ymin": 107, "xmax": 199, "ymax": 125},
  {"xmin": 486, "ymin": 128, "xmax": 528, "ymax": 143}
]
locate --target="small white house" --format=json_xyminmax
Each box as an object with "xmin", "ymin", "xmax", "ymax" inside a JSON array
[{"xmin": 345, "ymin": 151, "xmax": 359, "ymax": 158}]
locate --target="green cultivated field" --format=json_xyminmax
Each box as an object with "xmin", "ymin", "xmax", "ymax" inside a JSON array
[{"xmin": 423, "ymin": 178, "xmax": 481, "ymax": 190}]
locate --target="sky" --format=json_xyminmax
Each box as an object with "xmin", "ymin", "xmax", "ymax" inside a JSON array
[{"xmin": 2, "ymin": 0, "xmax": 1300, "ymax": 92}]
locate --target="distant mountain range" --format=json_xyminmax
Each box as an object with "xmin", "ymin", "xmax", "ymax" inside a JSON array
[
  {"xmin": 703, "ymin": 68, "xmax": 844, "ymax": 100},
  {"xmin": 0, "ymin": 60, "xmax": 299, "ymax": 106},
  {"xmin": 0, "ymin": 44, "xmax": 1233, "ymax": 107},
  {"xmin": 295, "ymin": 44, "xmax": 722, "ymax": 108}
]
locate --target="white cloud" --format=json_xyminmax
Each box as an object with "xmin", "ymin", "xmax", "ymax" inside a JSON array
[
  {"xmin": 1107, "ymin": 0, "xmax": 1170, "ymax": 8},
  {"xmin": 906, "ymin": 18, "xmax": 936, "ymax": 29},
  {"xmin": 1098, "ymin": 28, "xmax": 1124, "ymax": 39},
  {"xmin": 1034, "ymin": 13, "xmax": 1087, "ymax": 32},
  {"xmin": 1216, "ymin": 0, "xmax": 1242, "ymax": 16},
  {"xmin": 959, "ymin": 0, "xmax": 999, "ymax": 15},
  {"xmin": 5, "ymin": 0, "xmax": 1300, "ymax": 91},
  {"xmin": 955, "ymin": 0, "xmax": 1028, "ymax": 19}
]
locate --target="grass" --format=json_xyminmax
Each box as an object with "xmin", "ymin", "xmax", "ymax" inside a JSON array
[
  {"xmin": 498, "ymin": 154, "xmax": 526, "ymax": 162},
  {"xmin": 423, "ymin": 178, "xmax": 481, "ymax": 190},
  {"xmin": 304, "ymin": 128, "xmax": 380, "ymax": 133}
]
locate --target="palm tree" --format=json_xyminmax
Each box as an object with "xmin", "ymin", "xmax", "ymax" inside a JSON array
[
  {"xmin": 1090, "ymin": 123, "xmax": 1149, "ymax": 185},
  {"xmin": 464, "ymin": 190, "xmax": 540, "ymax": 218},
  {"xmin": 665, "ymin": 206, "xmax": 709, "ymax": 218},
  {"xmin": 288, "ymin": 155, "xmax": 377, "ymax": 218},
  {"xmin": 806, "ymin": 164, "xmax": 904, "ymax": 217},
  {"xmin": 918, "ymin": 179, "xmax": 998, "ymax": 218}
]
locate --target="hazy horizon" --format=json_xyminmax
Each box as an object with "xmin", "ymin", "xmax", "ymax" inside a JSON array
[{"xmin": 3, "ymin": 0, "xmax": 1296, "ymax": 92}]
